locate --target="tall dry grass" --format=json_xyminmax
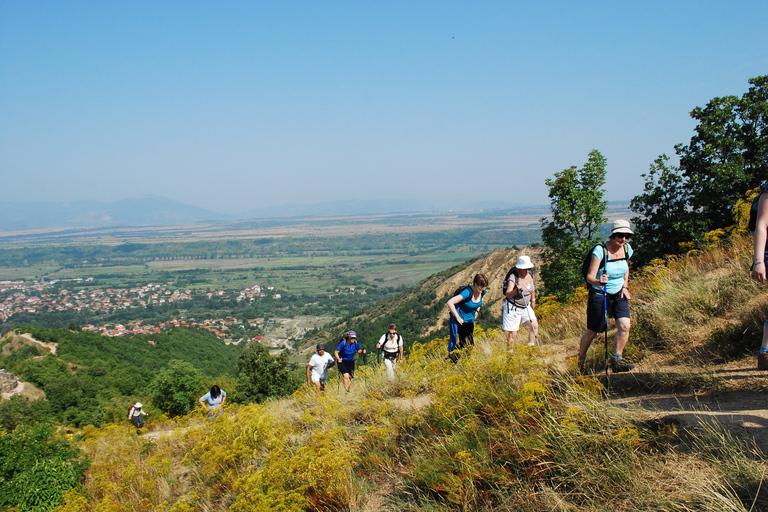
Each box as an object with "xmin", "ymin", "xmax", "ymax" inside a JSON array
[{"xmin": 54, "ymin": 327, "xmax": 768, "ymax": 512}]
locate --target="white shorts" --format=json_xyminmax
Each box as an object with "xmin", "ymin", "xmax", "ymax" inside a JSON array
[
  {"xmin": 502, "ymin": 302, "xmax": 536, "ymax": 332},
  {"xmin": 310, "ymin": 373, "xmax": 327, "ymax": 384}
]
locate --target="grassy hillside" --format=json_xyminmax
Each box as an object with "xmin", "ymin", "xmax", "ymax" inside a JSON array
[
  {"xmin": 303, "ymin": 246, "xmax": 545, "ymax": 358},
  {"xmin": 6, "ymin": 233, "xmax": 768, "ymax": 511}
]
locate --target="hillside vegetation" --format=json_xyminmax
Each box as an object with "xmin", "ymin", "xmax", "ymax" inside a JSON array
[
  {"xmin": 0, "ymin": 327, "xmax": 242, "ymax": 428},
  {"xmin": 17, "ymin": 233, "xmax": 768, "ymax": 512}
]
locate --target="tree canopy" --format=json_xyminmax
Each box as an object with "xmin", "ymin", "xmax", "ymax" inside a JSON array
[
  {"xmin": 631, "ymin": 75, "xmax": 768, "ymax": 262},
  {"xmin": 540, "ymin": 150, "xmax": 608, "ymax": 300}
]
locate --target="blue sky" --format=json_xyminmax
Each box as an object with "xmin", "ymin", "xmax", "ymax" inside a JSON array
[{"xmin": 1, "ymin": 1, "xmax": 766, "ymax": 214}]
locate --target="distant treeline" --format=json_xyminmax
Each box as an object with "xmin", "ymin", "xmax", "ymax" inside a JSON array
[{"xmin": 0, "ymin": 228, "xmax": 540, "ymax": 266}]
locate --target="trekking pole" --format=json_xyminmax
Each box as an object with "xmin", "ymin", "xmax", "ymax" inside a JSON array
[
  {"xmin": 603, "ymin": 283, "xmax": 609, "ymax": 383},
  {"xmin": 519, "ymin": 289, "xmax": 540, "ymax": 347}
]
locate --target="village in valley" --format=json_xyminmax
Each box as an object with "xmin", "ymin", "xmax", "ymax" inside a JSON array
[{"xmin": 0, "ymin": 278, "xmax": 325, "ymax": 348}]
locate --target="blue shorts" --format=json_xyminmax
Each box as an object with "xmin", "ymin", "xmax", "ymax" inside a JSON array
[{"xmin": 587, "ymin": 289, "xmax": 630, "ymax": 333}]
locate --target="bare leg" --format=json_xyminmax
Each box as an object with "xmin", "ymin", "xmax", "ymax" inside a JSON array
[
  {"xmin": 578, "ymin": 329, "xmax": 598, "ymax": 359},
  {"xmin": 613, "ymin": 318, "xmax": 631, "ymax": 356},
  {"xmin": 506, "ymin": 330, "xmax": 518, "ymax": 349},
  {"xmin": 343, "ymin": 373, "xmax": 352, "ymax": 392}
]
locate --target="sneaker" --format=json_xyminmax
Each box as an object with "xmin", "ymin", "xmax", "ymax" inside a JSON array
[
  {"xmin": 610, "ymin": 358, "xmax": 635, "ymax": 373},
  {"xmin": 527, "ymin": 341, "xmax": 536, "ymax": 347},
  {"xmin": 758, "ymin": 352, "xmax": 768, "ymax": 370}
]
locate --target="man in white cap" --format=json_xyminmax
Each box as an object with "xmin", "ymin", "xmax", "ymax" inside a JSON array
[
  {"xmin": 502, "ymin": 255, "xmax": 539, "ymax": 347},
  {"xmin": 578, "ymin": 219, "xmax": 636, "ymax": 373},
  {"xmin": 306, "ymin": 343, "xmax": 335, "ymax": 392}
]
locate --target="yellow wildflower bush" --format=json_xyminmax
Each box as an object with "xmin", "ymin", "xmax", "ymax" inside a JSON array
[{"xmin": 231, "ymin": 427, "xmax": 357, "ymax": 512}]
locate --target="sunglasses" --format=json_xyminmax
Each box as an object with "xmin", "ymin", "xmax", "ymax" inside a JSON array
[{"xmin": 615, "ymin": 234, "xmax": 632, "ymax": 240}]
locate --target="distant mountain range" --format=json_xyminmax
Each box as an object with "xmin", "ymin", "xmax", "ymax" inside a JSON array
[
  {"xmin": 0, "ymin": 195, "xmax": 632, "ymax": 232},
  {"xmin": 0, "ymin": 196, "xmax": 231, "ymax": 231}
]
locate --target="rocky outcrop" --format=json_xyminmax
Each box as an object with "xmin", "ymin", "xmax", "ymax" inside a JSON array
[{"xmin": 0, "ymin": 368, "xmax": 19, "ymax": 393}]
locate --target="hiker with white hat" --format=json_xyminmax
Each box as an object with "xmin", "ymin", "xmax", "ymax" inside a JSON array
[
  {"xmin": 578, "ymin": 219, "xmax": 635, "ymax": 373},
  {"xmin": 502, "ymin": 255, "xmax": 539, "ymax": 347},
  {"xmin": 128, "ymin": 401, "xmax": 148, "ymax": 434}
]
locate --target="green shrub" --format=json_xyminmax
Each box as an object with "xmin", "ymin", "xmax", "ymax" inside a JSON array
[{"xmin": 0, "ymin": 423, "xmax": 89, "ymax": 512}]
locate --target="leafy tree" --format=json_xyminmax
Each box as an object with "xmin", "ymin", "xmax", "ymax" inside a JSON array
[
  {"xmin": 539, "ymin": 150, "xmax": 608, "ymax": 300},
  {"xmin": 236, "ymin": 343, "xmax": 299, "ymax": 404},
  {"xmin": 629, "ymin": 155, "xmax": 707, "ymax": 266},
  {"xmin": 148, "ymin": 360, "xmax": 205, "ymax": 417},
  {"xmin": 631, "ymin": 75, "xmax": 768, "ymax": 261}
]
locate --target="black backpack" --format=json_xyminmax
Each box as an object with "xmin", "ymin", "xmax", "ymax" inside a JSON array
[
  {"xmin": 581, "ymin": 242, "xmax": 629, "ymax": 286},
  {"xmin": 748, "ymin": 183, "xmax": 768, "ymax": 234},
  {"xmin": 501, "ymin": 267, "xmax": 519, "ymax": 298}
]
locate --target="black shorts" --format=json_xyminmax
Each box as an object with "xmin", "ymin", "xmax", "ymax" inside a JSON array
[
  {"xmin": 338, "ymin": 360, "xmax": 355, "ymax": 377},
  {"xmin": 587, "ymin": 289, "xmax": 630, "ymax": 333}
]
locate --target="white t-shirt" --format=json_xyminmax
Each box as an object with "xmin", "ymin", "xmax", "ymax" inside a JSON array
[
  {"xmin": 308, "ymin": 352, "xmax": 335, "ymax": 378},
  {"xmin": 377, "ymin": 333, "xmax": 403, "ymax": 353}
]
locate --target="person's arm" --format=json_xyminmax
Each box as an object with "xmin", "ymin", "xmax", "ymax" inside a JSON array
[
  {"xmin": 586, "ymin": 253, "xmax": 606, "ymax": 287},
  {"xmin": 306, "ymin": 363, "xmax": 312, "ymax": 387},
  {"xmin": 357, "ymin": 342, "xmax": 366, "ymax": 355},
  {"xmin": 334, "ymin": 348, "xmax": 342, "ymax": 363},
  {"xmin": 128, "ymin": 407, "xmax": 133, "ymax": 420},
  {"xmin": 754, "ymin": 193, "xmax": 768, "ymax": 283},
  {"xmin": 504, "ymin": 278, "xmax": 517, "ymax": 300},
  {"xmin": 199, "ymin": 397, "xmax": 207, "ymax": 409},
  {"xmin": 530, "ymin": 288, "xmax": 536, "ymax": 309},
  {"xmin": 398, "ymin": 339, "xmax": 404, "ymax": 363},
  {"xmin": 376, "ymin": 334, "xmax": 384, "ymax": 349},
  {"xmin": 220, "ymin": 391, "xmax": 227, "ymax": 406},
  {"xmin": 620, "ymin": 276, "xmax": 631, "ymax": 300},
  {"xmin": 447, "ymin": 294, "xmax": 466, "ymax": 324}
]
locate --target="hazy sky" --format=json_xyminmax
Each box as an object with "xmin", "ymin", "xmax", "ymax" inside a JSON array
[{"xmin": 1, "ymin": 2, "xmax": 766, "ymax": 214}]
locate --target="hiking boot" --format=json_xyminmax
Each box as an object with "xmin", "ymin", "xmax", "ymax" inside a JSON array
[
  {"xmin": 610, "ymin": 358, "xmax": 635, "ymax": 373},
  {"xmin": 577, "ymin": 357, "xmax": 587, "ymax": 375},
  {"xmin": 758, "ymin": 352, "xmax": 768, "ymax": 370}
]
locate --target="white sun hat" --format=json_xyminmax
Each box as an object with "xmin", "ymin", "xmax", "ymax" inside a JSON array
[{"xmin": 515, "ymin": 255, "xmax": 534, "ymax": 269}]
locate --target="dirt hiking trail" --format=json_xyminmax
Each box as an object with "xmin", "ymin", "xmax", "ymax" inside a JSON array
[{"xmin": 545, "ymin": 338, "xmax": 768, "ymax": 453}]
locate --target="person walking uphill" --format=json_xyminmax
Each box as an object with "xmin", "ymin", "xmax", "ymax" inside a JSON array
[
  {"xmin": 502, "ymin": 255, "xmax": 539, "ymax": 348},
  {"xmin": 334, "ymin": 331, "xmax": 366, "ymax": 392},
  {"xmin": 199, "ymin": 385, "xmax": 227, "ymax": 416},
  {"xmin": 446, "ymin": 273, "xmax": 488, "ymax": 362},
  {"xmin": 750, "ymin": 181, "xmax": 768, "ymax": 369},
  {"xmin": 376, "ymin": 324, "xmax": 404, "ymax": 380},
  {"xmin": 307, "ymin": 343, "xmax": 335, "ymax": 392},
  {"xmin": 578, "ymin": 220, "xmax": 635, "ymax": 373},
  {"xmin": 128, "ymin": 402, "xmax": 148, "ymax": 434}
]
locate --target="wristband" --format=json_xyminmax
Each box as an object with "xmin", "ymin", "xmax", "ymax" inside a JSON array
[{"xmin": 756, "ymin": 261, "xmax": 764, "ymax": 265}]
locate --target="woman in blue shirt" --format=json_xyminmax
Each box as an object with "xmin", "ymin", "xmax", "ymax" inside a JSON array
[
  {"xmin": 334, "ymin": 331, "xmax": 366, "ymax": 392},
  {"xmin": 446, "ymin": 273, "xmax": 488, "ymax": 362},
  {"xmin": 578, "ymin": 220, "xmax": 635, "ymax": 373}
]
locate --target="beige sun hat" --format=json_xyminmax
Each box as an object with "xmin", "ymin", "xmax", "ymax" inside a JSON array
[
  {"xmin": 515, "ymin": 255, "xmax": 534, "ymax": 269},
  {"xmin": 610, "ymin": 219, "xmax": 634, "ymax": 236}
]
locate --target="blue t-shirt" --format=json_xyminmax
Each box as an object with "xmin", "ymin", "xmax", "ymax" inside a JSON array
[
  {"xmin": 590, "ymin": 243, "xmax": 632, "ymax": 294},
  {"xmin": 454, "ymin": 286, "xmax": 485, "ymax": 323},
  {"xmin": 336, "ymin": 340, "xmax": 361, "ymax": 361}
]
